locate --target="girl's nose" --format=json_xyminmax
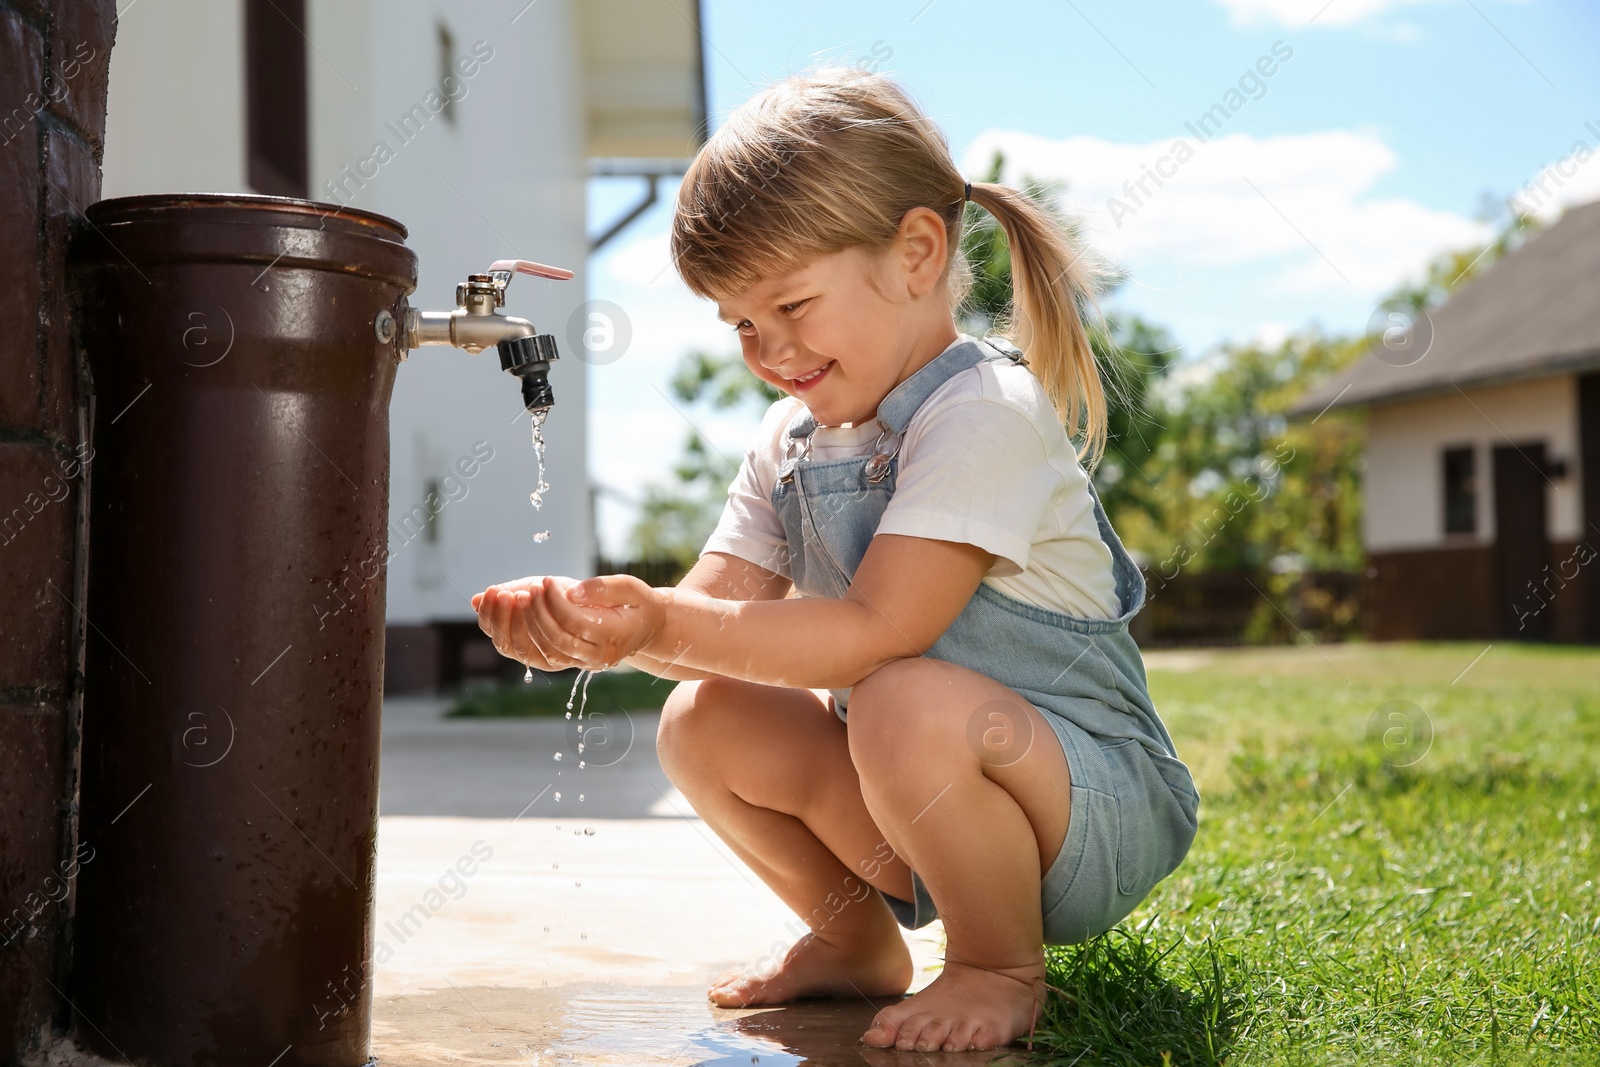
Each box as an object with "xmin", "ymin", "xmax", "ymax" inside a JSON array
[{"xmin": 758, "ymin": 337, "xmax": 797, "ymax": 374}]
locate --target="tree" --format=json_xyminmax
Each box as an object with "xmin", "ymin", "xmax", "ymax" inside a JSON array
[
  {"xmin": 626, "ymin": 352, "xmax": 781, "ymax": 566},
  {"xmin": 1113, "ymin": 211, "xmax": 1537, "ymax": 640}
]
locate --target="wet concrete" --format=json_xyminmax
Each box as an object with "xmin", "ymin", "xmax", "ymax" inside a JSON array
[
  {"xmin": 372, "ymin": 698, "xmax": 1025, "ymax": 1064},
  {"xmin": 376, "ymin": 983, "xmax": 1026, "ymax": 1066}
]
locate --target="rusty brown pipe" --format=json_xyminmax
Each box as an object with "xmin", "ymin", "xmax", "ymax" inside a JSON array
[{"xmin": 70, "ymin": 193, "xmax": 417, "ymax": 1067}]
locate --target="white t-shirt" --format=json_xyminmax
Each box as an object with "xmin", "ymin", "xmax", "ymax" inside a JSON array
[{"xmin": 701, "ymin": 336, "xmax": 1121, "ymax": 620}]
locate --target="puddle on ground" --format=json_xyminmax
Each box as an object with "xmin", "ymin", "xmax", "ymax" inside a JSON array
[{"xmin": 375, "ymin": 983, "xmax": 1031, "ymax": 1066}]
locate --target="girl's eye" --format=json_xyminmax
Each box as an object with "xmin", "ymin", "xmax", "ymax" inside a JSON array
[{"xmin": 727, "ymin": 299, "xmax": 807, "ymax": 334}]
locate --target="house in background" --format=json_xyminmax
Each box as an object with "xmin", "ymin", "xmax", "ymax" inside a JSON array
[
  {"xmin": 101, "ymin": 0, "xmax": 706, "ymax": 689},
  {"xmin": 1295, "ymin": 200, "xmax": 1600, "ymax": 643}
]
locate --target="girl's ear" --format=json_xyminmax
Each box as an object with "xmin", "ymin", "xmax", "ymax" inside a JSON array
[{"xmin": 895, "ymin": 206, "xmax": 951, "ymax": 298}]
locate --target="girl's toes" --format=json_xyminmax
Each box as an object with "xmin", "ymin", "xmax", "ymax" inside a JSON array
[
  {"xmin": 892, "ymin": 1013, "xmax": 933, "ymax": 1050},
  {"xmin": 967, "ymin": 1022, "xmax": 1005, "ymax": 1051},
  {"xmin": 708, "ymin": 972, "xmax": 750, "ymax": 1003},
  {"xmin": 913, "ymin": 1017, "xmax": 953, "ymax": 1052},
  {"xmin": 943, "ymin": 1019, "xmax": 979, "ymax": 1051},
  {"xmin": 862, "ymin": 1016, "xmax": 897, "ymax": 1047}
]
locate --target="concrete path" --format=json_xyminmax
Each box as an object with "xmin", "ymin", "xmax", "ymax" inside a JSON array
[
  {"xmin": 378, "ymin": 690, "xmax": 681, "ymax": 819},
  {"xmin": 371, "ymin": 694, "xmax": 1002, "ymax": 1065}
]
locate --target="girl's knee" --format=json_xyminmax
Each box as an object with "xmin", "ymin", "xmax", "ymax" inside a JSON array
[
  {"xmin": 657, "ymin": 676, "xmax": 744, "ymax": 771},
  {"xmin": 660, "ymin": 675, "xmax": 742, "ymax": 725},
  {"xmin": 847, "ymin": 658, "xmax": 943, "ymax": 743}
]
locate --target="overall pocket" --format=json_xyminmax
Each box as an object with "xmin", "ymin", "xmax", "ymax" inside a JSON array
[{"xmin": 1104, "ymin": 738, "xmax": 1200, "ymax": 896}]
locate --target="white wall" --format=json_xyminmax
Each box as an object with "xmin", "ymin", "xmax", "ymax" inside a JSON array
[
  {"xmin": 1364, "ymin": 374, "xmax": 1582, "ymax": 551},
  {"xmin": 102, "ymin": 0, "xmax": 246, "ymax": 194},
  {"xmin": 99, "ymin": 0, "xmax": 595, "ymax": 626},
  {"xmin": 347, "ymin": 0, "xmax": 593, "ymax": 622}
]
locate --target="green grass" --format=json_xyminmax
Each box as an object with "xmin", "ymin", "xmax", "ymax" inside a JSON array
[
  {"xmin": 1027, "ymin": 642, "xmax": 1600, "ymax": 1067},
  {"xmin": 445, "ymin": 666, "xmax": 673, "ymax": 718}
]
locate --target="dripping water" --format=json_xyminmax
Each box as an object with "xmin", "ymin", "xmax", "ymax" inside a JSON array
[
  {"xmin": 565, "ymin": 667, "xmax": 599, "ymax": 719},
  {"xmin": 529, "ymin": 408, "xmax": 551, "ymax": 543},
  {"xmin": 566, "ymin": 668, "xmax": 603, "ymax": 772}
]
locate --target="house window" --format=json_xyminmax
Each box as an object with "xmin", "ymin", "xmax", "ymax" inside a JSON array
[
  {"xmin": 245, "ymin": 0, "xmax": 309, "ymax": 198},
  {"xmin": 438, "ymin": 23, "xmax": 457, "ymax": 125},
  {"xmin": 423, "ymin": 478, "xmax": 443, "ymax": 543},
  {"xmin": 1442, "ymin": 446, "xmax": 1476, "ymax": 535}
]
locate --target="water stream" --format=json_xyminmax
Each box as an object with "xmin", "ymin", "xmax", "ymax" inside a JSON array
[
  {"xmin": 523, "ymin": 405, "xmax": 554, "ymax": 684},
  {"xmin": 517, "ymin": 412, "xmax": 598, "ymax": 803},
  {"xmin": 529, "ymin": 407, "xmax": 552, "ymax": 543}
]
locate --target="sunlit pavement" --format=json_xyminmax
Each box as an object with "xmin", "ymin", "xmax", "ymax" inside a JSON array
[{"xmin": 372, "ymin": 695, "xmax": 984, "ymax": 1066}]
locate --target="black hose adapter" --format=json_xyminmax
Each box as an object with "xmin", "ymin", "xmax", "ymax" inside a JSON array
[{"xmin": 497, "ymin": 333, "xmax": 560, "ymax": 413}]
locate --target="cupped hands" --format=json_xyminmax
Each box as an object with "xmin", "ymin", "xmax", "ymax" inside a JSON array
[{"xmin": 471, "ymin": 573, "xmax": 665, "ymax": 672}]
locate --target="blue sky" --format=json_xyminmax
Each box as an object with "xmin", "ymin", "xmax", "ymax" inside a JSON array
[{"xmin": 585, "ymin": 0, "xmax": 1600, "ymax": 555}]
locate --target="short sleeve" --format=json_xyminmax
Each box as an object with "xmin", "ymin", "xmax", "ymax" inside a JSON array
[
  {"xmin": 699, "ymin": 400, "xmax": 798, "ymax": 578},
  {"xmin": 875, "ymin": 397, "xmax": 1061, "ymax": 577}
]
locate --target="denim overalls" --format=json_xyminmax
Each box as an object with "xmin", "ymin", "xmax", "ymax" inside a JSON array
[{"xmin": 770, "ymin": 336, "xmax": 1199, "ymax": 944}]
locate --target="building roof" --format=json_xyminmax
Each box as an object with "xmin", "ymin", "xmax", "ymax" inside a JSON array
[
  {"xmin": 576, "ymin": 0, "xmax": 708, "ymax": 165},
  {"xmin": 1293, "ymin": 198, "xmax": 1600, "ymax": 415}
]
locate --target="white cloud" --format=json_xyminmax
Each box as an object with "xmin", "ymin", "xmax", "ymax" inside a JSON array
[
  {"xmin": 1251, "ymin": 320, "xmax": 1293, "ymax": 347},
  {"xmin": 1212, "ymin": 0, "xmax": 1442, "ymax": 28},
  {"xmin": 1212, "ymin": 0, "xmax": 1532, "ymax": 30},
  {"xmin": 1507, "ymin": 127, "xmax": 1600, "ymax": 222},
  {"xmin": 961, "ymin": 127, "xmax": 1490, "ymax": 299}
]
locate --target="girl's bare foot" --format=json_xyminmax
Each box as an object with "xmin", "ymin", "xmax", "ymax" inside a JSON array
[
  {"xmin": 708, "ymin": 923, "xmax": 913, "ymax": 1008},
  {"xmin": 861, "ymin": 957, "xmax": 1047, "ymax": 1052}
]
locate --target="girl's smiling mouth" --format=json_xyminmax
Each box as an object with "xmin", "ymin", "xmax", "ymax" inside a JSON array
[{"xmin": 788, "ymin": 361, "xmax": 833, "ymax": 391}]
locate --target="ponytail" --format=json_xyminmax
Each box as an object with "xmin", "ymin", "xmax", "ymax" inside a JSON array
[{"xmin": 966, "ymin": 181, "xmax": 1111, "ymax": 470}]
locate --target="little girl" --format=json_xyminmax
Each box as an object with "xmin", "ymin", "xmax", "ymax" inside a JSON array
[{"xmin": 472, "ymin": 68, "xmax": 1199, "ymax": 1054}]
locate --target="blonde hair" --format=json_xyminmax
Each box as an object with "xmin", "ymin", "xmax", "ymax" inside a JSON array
[{"xmin": 671, "ymin": 67, "xmax": 1113, "ymax": 467}]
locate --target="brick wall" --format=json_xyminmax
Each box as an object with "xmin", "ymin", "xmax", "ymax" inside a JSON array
[{"xmin": 0, "ymin": 0, "xmax": 114, "ymax": 1060}]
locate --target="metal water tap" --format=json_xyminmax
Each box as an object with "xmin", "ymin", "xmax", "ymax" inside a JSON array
[{"xmin": 399, "ymin": 259, "xmax": 574, "ymax": 413}]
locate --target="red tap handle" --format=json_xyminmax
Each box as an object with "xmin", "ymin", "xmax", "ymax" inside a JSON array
[{"xmin": 488, "ymin": 259, "xmax": 574, "ymax": 281}]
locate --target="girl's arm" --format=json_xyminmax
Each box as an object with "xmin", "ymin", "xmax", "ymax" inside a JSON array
[
  {"xmin": 616, "ymin": 551, "xmax": 792, "ymax": 681},
  {"xmin": 473, "ymin": 552, "xmax": 788, "ymax": 680},
  {"xmin": 541, "ymin": 534, "xmax": 994, "ymax": 690}
]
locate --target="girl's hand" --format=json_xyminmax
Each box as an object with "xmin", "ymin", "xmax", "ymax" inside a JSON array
[
  {"xmin": 471, "ymin": 578, "xmax": 579, "ymax": 671},
  {"xmin": 538, "ymin": 574, "xmax": 666, "ymax": 669}
]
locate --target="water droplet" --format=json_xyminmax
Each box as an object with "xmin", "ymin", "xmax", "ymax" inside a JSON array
[
  {"xmin": 553, "ymin": 751, "xmax": 562, "ymax": 761},
  {"xmin": 553, "ymin": 791, "xmax": 561, "ymax": 801},
  {"xmin": 578, "ymin": 761, "xmax": 585, "ymax": 769},
  {"xmin": 564, "ymin": 710, "xmax": 572, "ymax": 719},
  {"xmin": 578, "ymin": 793, "xmax": 585, "ymax": 801},
  {"xmin": 523, "ymin": 667, "xmax": 534, "ymax": 683},
  {"xmin": 533, "ymin": 530, "xmax": 550, "ymax": 542},
  {"xmin": 552, "ymin": 862, "xmax": 559, "ymax": 869}
]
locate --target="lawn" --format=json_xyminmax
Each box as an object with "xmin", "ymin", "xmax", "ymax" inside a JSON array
[
  {"xmin": 445, "ymin": 665, "xmax": 673, "ymax": 719},
  {"xmin": 1029, "ymin": 642, "xmax": 1600, "ymax": 1067}
]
